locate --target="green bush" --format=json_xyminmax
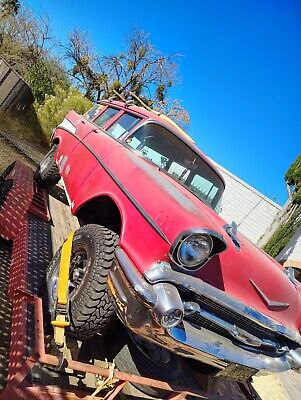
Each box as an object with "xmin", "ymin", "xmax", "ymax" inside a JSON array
[
  {"xmin": 285, "ymin": 154, "xmax": 301, "ymax": 204},
  {"xmin": 35, "ymin": 86, "xmax": 93, "ymax": 141},
  {"xmin": 26, "ymin": 61, "xmax": 56, "ymax": 104},
  {"xmin": 263, "ymin": 210, "xmax": 301, "ymax": 258}
]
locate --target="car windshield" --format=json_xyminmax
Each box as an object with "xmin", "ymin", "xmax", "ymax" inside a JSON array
[{"xmin": 126, "ymin": 123, "xmax": 224, "ymax": 212}]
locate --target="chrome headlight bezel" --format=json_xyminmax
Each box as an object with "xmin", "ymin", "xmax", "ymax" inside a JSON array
[{"xmin": 169, "ymin": 229, "xmax": 227, "ymax": 271}]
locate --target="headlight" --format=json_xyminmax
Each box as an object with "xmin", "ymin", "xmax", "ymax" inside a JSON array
[
  {"xmin": 177, "ymin": 234, "xmax": 213, "ymax": 268},
  {"xmin": 170, "ymin": 229, "xmax": 227, "ymax": 271}
]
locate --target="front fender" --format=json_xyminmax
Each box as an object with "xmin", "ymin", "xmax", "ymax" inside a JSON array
[{"xmin": 72, "ymin": 165, "xmax": 170, "ymax": 275}]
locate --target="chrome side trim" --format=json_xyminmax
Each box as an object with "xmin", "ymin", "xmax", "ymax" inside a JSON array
[
  {"xmin": 115, "ymin": 248, "xmax": 157, "ymax": 307},
  {"xmin": 168, "ymin": 321, "xmax": 290, "ymax": 372},
  {"xmin": 144, "ymin": 263, "xmax": 301, "ymax": 346}
]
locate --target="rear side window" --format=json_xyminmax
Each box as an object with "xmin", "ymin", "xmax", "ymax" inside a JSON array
[
  {"xmin": 106, "ymin": 113, "xmax": 141, "ymax": 139},
  {"xmin": 84, "ymin": 104, "xmax": 104, "ymax": 120},
  {"xmin": 94, "ymin": 107, "xmax": 119, "ymax": 128}
]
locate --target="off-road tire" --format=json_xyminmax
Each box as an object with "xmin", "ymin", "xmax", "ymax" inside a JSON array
[
  {"xmin": 46, "ymin": 224, "xmax": 119, "ymax": 340},
  {"xmin": 110, "ymin": 328, "xmax": 188, "ymax": 399},
  {"xmin": 34, "ymin": 145, "xmax": 60, "ymax": 188}
]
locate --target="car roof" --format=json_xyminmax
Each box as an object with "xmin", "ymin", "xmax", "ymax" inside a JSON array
[{"xmin": 99, "ymin": 99, "xmax": 225, "ymax": 187}]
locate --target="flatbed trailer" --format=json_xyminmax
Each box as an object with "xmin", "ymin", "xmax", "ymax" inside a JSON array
[{"xmin": 0, "ymin": 160, "xmax": 260, "ymax": 400}]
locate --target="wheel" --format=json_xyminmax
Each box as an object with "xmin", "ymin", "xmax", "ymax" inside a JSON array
[
  {"xmin": 34, "ymin": 145, "xmax": 60, "ymax": 188},
  {"xmin": 45, "ymin": 224, "xmax": 119, "ymax": 340},
  {"xmin": 109, "ymin": 328, "xmax": 197, "ymax": 399}
]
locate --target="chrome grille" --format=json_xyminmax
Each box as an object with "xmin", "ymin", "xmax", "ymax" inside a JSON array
[{"xmin": 179, "ymin": 287, "xmax": 295, "ymax": 351}]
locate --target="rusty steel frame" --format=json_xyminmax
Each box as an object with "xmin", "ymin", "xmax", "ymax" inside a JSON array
[
  {"xmin": 1, "ymin": 289, "xmax": 218, "ymax": 399},
  {"xmin": 0, "ymin": 161, "xmax": 257, "ymax": 400}
]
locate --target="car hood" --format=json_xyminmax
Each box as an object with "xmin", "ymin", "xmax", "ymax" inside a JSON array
[{"xmin": 104, "ymin": 147, "xmax": 301, "ymax": 332}]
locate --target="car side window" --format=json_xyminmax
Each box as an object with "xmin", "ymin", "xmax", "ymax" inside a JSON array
[
  {"xmin": 190, "ymin": 174, "xmax": 219, "ymax": 203},
  {"xmin": 94, "ymin": 107, "xmax": 119, "ymax": 128},
  {"xmin": 168, "ymin": 162, "xmax": 190, "ymax": 181},
  {"xmin": 106, "ymin": 113, "xmax": 141, "ymax": 139},
  {"xmin": 84, "ymin": 104, "xmax": 104, "ymax": 120}
]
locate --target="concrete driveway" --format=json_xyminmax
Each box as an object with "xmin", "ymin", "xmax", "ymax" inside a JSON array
[{"xmin": 252, "ymin": 370, "xmax": 301, "ymax": 400}]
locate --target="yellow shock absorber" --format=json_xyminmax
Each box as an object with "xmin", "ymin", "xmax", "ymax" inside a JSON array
[{"xmin": 51, "ymin": 231, "xmax": 74, "ymax": 346}]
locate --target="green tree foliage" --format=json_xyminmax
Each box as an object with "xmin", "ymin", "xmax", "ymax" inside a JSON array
[
  {"xmin": 26, "ymin": 59, "xmax": 69, "ymax": 104},
  {"xmin": 263, "ymin": 210, "xmax": 301, "ymax": 257},
  {"xmin": 0, "ymin": 4, "xmax": 190, "ymax": 142},
  {"xmin": 285, "ymin": 154, "xmax": 301, "ymax": 203},
  {"xmin": 36, "ymin": 86, "xmax": 92, "ymax": 140},
  {"xmin": 0, "ymin": 0, "xmax": 20, "ymax": 18},
  {"xmin": 26, "ymin": 61, "xmax": 55, "ymax": 104},
  {"xmin": 263, "ymin": 154, "xmax": 301, "ymax": 258}
]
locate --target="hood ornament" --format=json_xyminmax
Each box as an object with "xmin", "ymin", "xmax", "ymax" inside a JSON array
[
  {"xmin": 250, "ymin": 279, "xmax": 289, "ymax": 310},
  {"xmin": 224, "ymin": 221, "xmax": 240, "ymax": 251}
]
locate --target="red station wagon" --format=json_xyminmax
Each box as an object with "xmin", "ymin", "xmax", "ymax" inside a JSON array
[{"xmin": 36, "ymin": 99, "xmax": 301, "ymax": 397}]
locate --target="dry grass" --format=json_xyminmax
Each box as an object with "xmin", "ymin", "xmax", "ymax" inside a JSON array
[
  {"xmin": 0, "ymin": 138, "xmax": 35, "ymax": 173},
  {"xmin": 0, "ymin": 107, "xmax": 48, "ymax": 152}
]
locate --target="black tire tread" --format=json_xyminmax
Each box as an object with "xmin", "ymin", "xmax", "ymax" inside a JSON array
[
  {"xmin": 110, "ymin": 329, "xmax": 182, "ymax": 398},
  {"xmin": 46, "ymin": 224, "xmax": 119, "ymax": 340},
  {"xmin": 34, "ymin": 146, "xmax": 60, "ymax": 188}
]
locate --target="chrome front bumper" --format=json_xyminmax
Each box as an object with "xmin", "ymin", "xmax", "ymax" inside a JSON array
[{"xmin": 107, "ymin": 248, "xmax": 301, "ymax": 374}]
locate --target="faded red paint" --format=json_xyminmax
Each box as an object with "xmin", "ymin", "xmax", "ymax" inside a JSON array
[{"xmin": 52, "ymin": 100, "xmax": 301, "ymax": 332}]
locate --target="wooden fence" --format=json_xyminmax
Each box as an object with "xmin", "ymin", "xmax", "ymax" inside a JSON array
[{"xmin": 0, "ymin": 58, "xmax": 34, "ymax": 111}]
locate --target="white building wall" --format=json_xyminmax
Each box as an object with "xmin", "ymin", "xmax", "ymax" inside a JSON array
[{"xmin": 211, "ymin": 162, "xmax": 282, "ymax": 245}]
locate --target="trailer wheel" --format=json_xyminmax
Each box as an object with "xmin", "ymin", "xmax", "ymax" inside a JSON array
[
  {"xmin": 46, "ymin": 224, "xmax": 119, "ymax": 340},
  {"xmin": 34, "ymin": 145, "xmax": 60, "ymax": 188}
]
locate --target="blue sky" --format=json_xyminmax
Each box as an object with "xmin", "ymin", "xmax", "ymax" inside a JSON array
[{"xmin": 26, "ymin": 0, "xmax": 301, "ymax": 205}]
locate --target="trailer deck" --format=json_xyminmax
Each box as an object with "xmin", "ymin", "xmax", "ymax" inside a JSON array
[{"xmin": 0, "ymin": 160, "xmax": 260, "ymax": 400}]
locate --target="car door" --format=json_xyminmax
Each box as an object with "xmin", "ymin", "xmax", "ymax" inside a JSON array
[
  {"xmin": 58, "ymin": 111, "xmax": 99, "ymax": 206},
  {"xmin": 83, "ymin": 109, "xmax": 143, "ymax": 160},
  {"xmin": 64, "ymin": 108, "xmax": 143, "ymax": 210},
  {"xmin": 61, "ymin": 107, "xmax": 125, "ymax": 207}
]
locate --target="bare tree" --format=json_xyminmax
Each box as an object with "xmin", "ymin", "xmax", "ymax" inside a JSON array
[
  {"xmin": 156, "ymin": 98, "xmax": 190, "ymax": 127},
  {"xmin": 65, "ymin": 29, "xmax": 190, "ymax": 127},
  {"xmin": 0, "ymin": 0, "xmax": 20, "ymax": 18},
  {"xmin": 0, "ymin": 8, "xmax": 52, "ymax": 71},
  {"xmin": 0, "ymin": 8, "xmax": 68, "ymax": 102},
  {"xmin": 65, "ymin": 29, "xmax": 99, "ymax": 99}
]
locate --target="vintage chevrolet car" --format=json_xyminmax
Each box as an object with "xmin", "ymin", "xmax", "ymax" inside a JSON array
[{"xmin": 36, "ymin": 99, "xmax": 301, "ymax": 393}]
